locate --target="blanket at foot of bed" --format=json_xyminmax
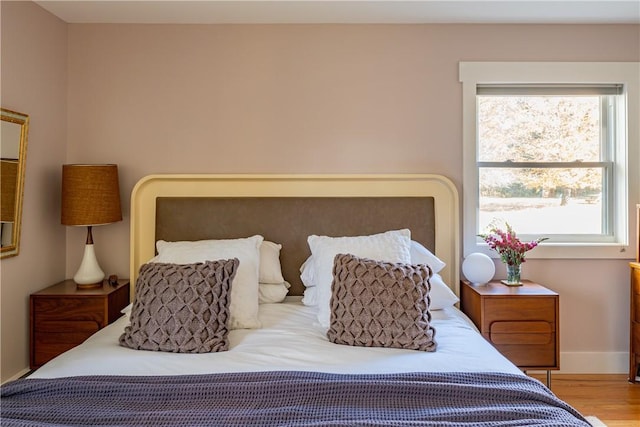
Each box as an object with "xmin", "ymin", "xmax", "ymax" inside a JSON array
[{"xmin": 1, "ymin": 371, "xmax": 590, "ymax": 426}]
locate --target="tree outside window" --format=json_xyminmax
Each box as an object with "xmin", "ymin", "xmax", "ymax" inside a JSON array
[{"xmin": 477, "ymin": 94, "xmax": 611, "ymax": 236}]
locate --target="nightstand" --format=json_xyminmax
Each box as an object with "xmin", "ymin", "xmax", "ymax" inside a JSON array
[
  {"xmin": 629, "ymin": 204, "xmax": 639, "ymax": 383},
  {"xmin": 30, "ymin": 279, "xmax": 130, "ymax": 369},
  {"xmin": 630, "ymin": 262, "xmax": 640, "ymax": 383},
  {"xmin": 460, "ymin": 279, "xmax": 559, "ymax": 386}
]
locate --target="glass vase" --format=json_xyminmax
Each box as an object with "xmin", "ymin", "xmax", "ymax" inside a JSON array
[{"xmin": 504, "ymin": 264, "xmax": 522, "ymax": 286}]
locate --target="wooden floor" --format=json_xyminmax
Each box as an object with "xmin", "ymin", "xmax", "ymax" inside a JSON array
[{"xmin": 530, "ymin": 374, "xmax": 640, "ymax": 427}]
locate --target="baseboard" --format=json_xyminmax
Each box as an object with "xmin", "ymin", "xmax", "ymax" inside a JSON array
[
  {"xmin": 584, "ymin": 416, "xmax": 607, "ymax": 426},
  {"xmin": 556, "ymin": 351, "xmax": 628, "ymax": 374}
]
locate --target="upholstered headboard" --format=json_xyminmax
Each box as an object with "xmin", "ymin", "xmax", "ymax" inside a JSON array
[{"xmin": 130, "ymin": 174, "xmax": 460, "ymax": 297}]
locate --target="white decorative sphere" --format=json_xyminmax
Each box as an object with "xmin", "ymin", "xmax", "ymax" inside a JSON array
[{"xmin": 462, "ymin": 253, "xmax": 495, "ymax": 284}]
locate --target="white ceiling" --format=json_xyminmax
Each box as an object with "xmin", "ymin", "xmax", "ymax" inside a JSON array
[{"xmin": 33, "ymin": 0, "xmax": 640, "ymax": 24}]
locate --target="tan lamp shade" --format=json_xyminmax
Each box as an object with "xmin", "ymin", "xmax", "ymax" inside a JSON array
[{"xmin": 61, "ymin": 164, "xmax": 122, "ymax": 226}]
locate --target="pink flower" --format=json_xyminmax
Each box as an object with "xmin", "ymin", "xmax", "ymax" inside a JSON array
[{"xmin": 478, "ymin": 223, "xmax": 547, "ymax": 266}]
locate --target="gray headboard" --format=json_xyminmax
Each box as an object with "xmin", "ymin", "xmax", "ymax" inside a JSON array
[{"xmin": 155, "ymin": 196, "xmax": 435, "ymax": 296}]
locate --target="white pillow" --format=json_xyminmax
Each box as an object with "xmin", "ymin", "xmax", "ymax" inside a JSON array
[
  {"xmin": 410, "ymin": 240, "xmax": 446, "ymax": 273},
  {"xmin": 260, "ymin": 241, "xmax": 285, "ymax": 284},
  {"xmin": 302, "ymin": 286, "xmax": 318, "ymax": 306},
  {"xmin": 300, "ymin": 240, "xmax": 451, "ymax": 308},
  {"xmin": 299, "ymin": 256, "xmax": 316, "ymax": 288},
  {"xmin": 153, "ymin": 235, "xmax": 263, "ymax": 330},
  {"xmin": 120, "ymin": 303, "xmax": 132, "ymax": 315},
  {"xmin": 300, "ymin": 240, "xmax": 445, "ymax": 288},
  {"xmin": 308, "ymin": 229, "xmax": 412, "ymax": 328},
  {"xmin": 429, "ymin": 273, "xmax": 459, "ymax": 310},
  {"xmin": 258, "ymin": 282, "xmax": 290, "ymax": 304}
]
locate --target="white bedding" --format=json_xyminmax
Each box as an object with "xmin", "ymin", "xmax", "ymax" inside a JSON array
[{"xmin": 30, "ymin": 298, "xmax": 522, "ymax": 379}]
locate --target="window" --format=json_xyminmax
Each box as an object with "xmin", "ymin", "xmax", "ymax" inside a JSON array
[
  {"xmin": 478, "ymin": 85, "xmax": 619, "ymax": 240},
  {"xmin": 460, "ymin": 62, "xmax": 639, "ymax": 259}
]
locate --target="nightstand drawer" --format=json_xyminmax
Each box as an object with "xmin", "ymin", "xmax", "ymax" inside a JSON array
[
  {"xmin": 33, "ymin": 298, "xmax": 104, "ymax": 323},
  {"xmin": 33, "ymin": 321, "xmax": 99, "ymax": 366},
  {"xmin": 484, "ymin": 297, "xmax": 556, "ymax": 324},
  {"xmin": 490, "ymin": 321, "xmax": 553, "ymax": 345},
  {"xmin": 633, "ymin": 269, "xmax": 640, "ymax": 323},
  {"xmin": 35, "ymin": 320, "xmax": 101, "ymax": 334},
  {"xmin": 493, "ymin": 340, "xmax": 557, "ymax": 368},
  {"xmin": 633, "ymin": 322, "xmax": 640, "ymax": 353}
]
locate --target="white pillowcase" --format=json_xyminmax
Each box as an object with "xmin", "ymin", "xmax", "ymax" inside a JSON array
[
  {"xmin": 307, "ymin": 229, "xmax": 412, "ymax": 328},
  {"xmin": 302, "ymin": 286, "xmax": 318, "ymax": 306},
  {"xmin": 259, "ymin": 241, "xmax": 285, "ymax": 284},
  {"xmin": 429, "ymin": 273, "xmax": 459, "ymax": 310},
  {"xmin": 410, "ymin": 240, "xmax": 446, "ymax": 273},
  {"xmin": 300, "ymin": 240, "xmax": 446, "ymax": 286},
  {"xmin": 152, "ymin": 235, "xmax": 263, "ymax": 330},
  {"xmin": 410, "ymin": 241, "xmax": 455, "ymax": 309},
  {"xmin": 258, "ymin": 282, "xmax": 290, "ymax": 304},
  {"xmin": 299, "ymin": 244, "xmax": 457, "ymax": 310},
  {"xmin": 120, "ymin": 303, "xmax": 133, "ymax": 315},
  {"xmin": 299, "ymin": 256, "xmax": 316, "ymax": 288}
]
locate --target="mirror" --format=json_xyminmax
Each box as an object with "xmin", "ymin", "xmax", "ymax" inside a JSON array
[{"xmin": 1, "ymin": 108, "xmax": 29, "ymax": 258}]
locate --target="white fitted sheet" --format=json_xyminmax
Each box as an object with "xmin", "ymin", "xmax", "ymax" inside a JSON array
[{"xmin": 30, "ymin": 299, "xmax": 522, "ymax": 379}]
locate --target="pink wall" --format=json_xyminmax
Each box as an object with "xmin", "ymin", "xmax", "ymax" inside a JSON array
[
  {"xmin": 2, "ymin": 5, "xmax": 639, "ymax": 380},
  {"xmin": 63, "ymin": 23, "xmax": 640, "ymax": 373},
  {"xmin": 1, "ymin": 1, "xmax": 67, "ymax": 381}
]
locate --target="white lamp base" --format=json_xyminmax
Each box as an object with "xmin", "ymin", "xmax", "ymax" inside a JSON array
[
  {"xmin": 462, "ymin": 252, "xmax": 496, "ymax": 285},
  {"xmin": 74, "ymin": 243, "xmax": 105, "ymax": 288}
]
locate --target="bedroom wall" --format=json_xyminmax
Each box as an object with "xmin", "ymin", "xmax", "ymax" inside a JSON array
[
  {"xmin": 0, "ymin": 1, "xmax": 67, "ymax": 382},
  {"xmin": 1, "ymin": 10, "xmax": 637, "ymax": 380},
  {"xmin": 63, "ymin": 23, "xmax": 639, "ymax": 374}
]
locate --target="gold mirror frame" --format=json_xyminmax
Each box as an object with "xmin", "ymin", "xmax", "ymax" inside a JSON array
[{"xmin": 1, "ymin": 108, "xmax": 29, "ymax": 258}]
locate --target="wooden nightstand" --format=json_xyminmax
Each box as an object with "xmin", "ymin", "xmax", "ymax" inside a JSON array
[
  {"xmin": 460, "ymin": 279, "xmax": 559, "ymax": 386},
  {"xmin": 30, "ymin": 279, "xmax": 130, "ymax": 369},
  {"xmin": 630, "ymin": 263, "xmax": 640, "ymax": 383},
  {"xmin": 629, "ymin": 204, "xmax": 640, "ymax": 383}
]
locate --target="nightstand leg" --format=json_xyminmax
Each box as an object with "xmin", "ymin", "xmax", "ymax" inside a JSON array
[{"xmin": 524, "ymin": 370, "xmax": 552, "ymax": 388}]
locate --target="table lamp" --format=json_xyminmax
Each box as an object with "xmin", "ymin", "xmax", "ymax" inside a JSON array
[
  {"xmin": 61, "ymin": 164, "xmax": 122, "ymax": 288},
  {"xmin": 462, "ymin": 252, "xmax": 495, "ymax": 285}
]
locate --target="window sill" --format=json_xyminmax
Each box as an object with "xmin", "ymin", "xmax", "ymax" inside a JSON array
[{"xmin": 467, "ymin": 241, "xmax": 635, "ymax": 260}]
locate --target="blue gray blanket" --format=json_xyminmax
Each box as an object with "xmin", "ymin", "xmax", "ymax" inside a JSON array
[{"xmin": 1, "ymin": 371, "xmax": 590, "ymax": 426}]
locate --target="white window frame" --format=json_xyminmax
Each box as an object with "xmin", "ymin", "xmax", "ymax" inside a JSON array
[{"xmin": 460, "ymin": 62, "xmax": 640, "ymax": 260}]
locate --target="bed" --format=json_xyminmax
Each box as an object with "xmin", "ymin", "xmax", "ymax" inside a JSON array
[{"xmin": 1, "ymin": 174, "xmax": 591, "ymax": 426}]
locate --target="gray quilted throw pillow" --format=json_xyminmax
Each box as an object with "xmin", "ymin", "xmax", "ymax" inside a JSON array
[
  {"xmin": 120, "ymin": 258, "xmax": 238, "ymax": 353},
  {"xmin": 327, "ymin": 253, "xmax": 437, "ymax": 352}
]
